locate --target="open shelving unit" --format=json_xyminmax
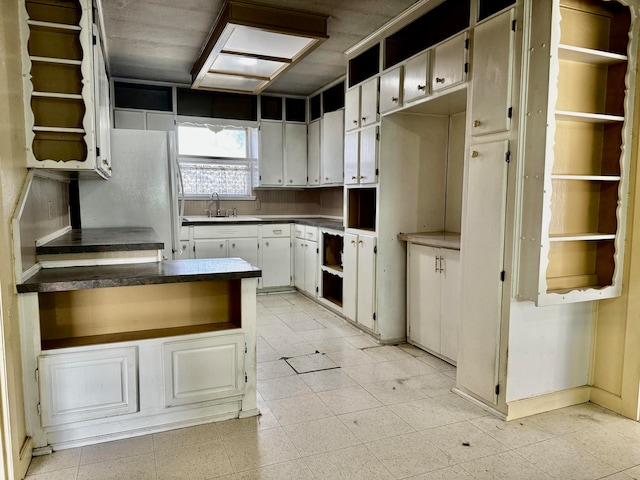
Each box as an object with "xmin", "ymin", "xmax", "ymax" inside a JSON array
[
  {"xmin": 320, "ymin": 231, "xmax": 344, "ymax": 308},
  {"xmin": 520, "ymin": 0, "xmax": 636, "ymax": 305}
]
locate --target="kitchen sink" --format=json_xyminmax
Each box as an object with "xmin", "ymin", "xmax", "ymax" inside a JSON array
[{"xmin": 182, "ymin": 216, "xmax": 262, "ymax": 222}]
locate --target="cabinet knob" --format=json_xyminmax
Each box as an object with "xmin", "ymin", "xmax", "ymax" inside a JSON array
[
  {"xmin": 435, "ymin": 77, "xmax": 445, "ymax": 84},
  {"xmin": 351, "ymin": 240, "xmax": 356, "ymax": 244},
  {"xmin": 289, "ymin": 179, "xmax": 293, "ymax": 183},
  {"xmin": 417, "ymin": 84, "xmax": 426, "ymax": 91},
  {"xmin": 359, "ymin": 240, "xmax": 363, "ymax": 245},
  {"xmin": 471, "ymin": 150, "xmax": 479, "ymax": 158},
  {"xmin": 102, "ymin": 159, "xmax": 109, "ymax": 165},
  {"xmin": 278, "ymin": 179, "xmax": 282, "ymax": 183},
  {"xmin": 351, "ymin": 176, "xmax": 357, "ymax": 180},
  {"xmin": 352, "ymin": 120, "xmax": 358, "ymax": 124},
  {"xmin": 473, "ymin": 120, "xmax": 481, "ymax": 127},
  {"xmin": 266, "ymin": 241, "xmax": 269, "ymax": 247},
  {"xmin": 362, "ymin": 116, "xmax": 367, "ymax": 122},
  {"xmin": 359, "ymin": 175, "xmax": 365, "ymax": 180},
  {"xmin": 391, "ymin": 97, "xmax": 398, "ymax": 102},
  {"xmin": 232, "ymin": 243, "xmax": 236, "ymax": 248},
  {"xmin": 325, "ymin": 177, "xmax": 329, "ymax": 181}
]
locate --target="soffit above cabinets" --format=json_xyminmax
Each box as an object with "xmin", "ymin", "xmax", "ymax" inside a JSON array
[{"xmin": 190, "ymin": 0, "xmax": 329, "ymax": 94}]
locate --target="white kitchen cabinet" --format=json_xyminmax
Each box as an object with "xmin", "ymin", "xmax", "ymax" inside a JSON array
[
  {"xmin": 20, "ymin": 0, "xmax": 113, "ymax": 177},
  {"xmin": 344, "ymin": 126, "xmax": 378, "ymax": 185},
  {"xmin": 307, "ymin": 120, "xmax": 321, "ymax": 185},
  {"xmin": 294, "ymin": 226, "xmax": 318, "ymax": 296},
  {"xmin": 192, "ymin": 225, "xmax": 258, "ymax": 266},
  {"xmin": 162, "ymin": 333, "xmax": 245, "ymax": 407},
  {"xmin": 343, "ymin": 233, "xmax": 376, "ymax": 331},
  {"xmin": 379, "ymin": 67, "xmax": 403, "ymax": 114},
  {"xmin": 194, "ymin": 239, "xmax": 228, "ymax": 259},
  {"xmin": 345, "ymin": 77, "xmax": 378, "ymax": 132},
  {"xmin": 470, "ymin": 9, "xmax": 515, "ymax": 137},
  {"xmin": 321, "ymin": 110, "xmax": 344, "ymax": 184},
  {"xmin": 229, "ymin": 238, "xmax": 259, "ymax": 266},
  {"xmin": 432, "ymin": 32, "xmax": 468, "ymax": 93},
  {"xmin": 403, "ymin": 51, "xmax": 430, "ymax": 103},
  {"xmin": 260, "ymin": 224, "xmax": 292, "ymax": 289},
  {"xmin": 38, "ymin": 347, "xmax": 138, "ymax": 427},
  {"xmin": 259, "ymin": 121, "xmax": 284, "ymax": 186},
  {"xmin": 284, "ymin": 123, "xmax": 307, "ymax": 186},
  {"xmin": 407, "ymin": 244, "xmax": 460, "ymax": 364}
]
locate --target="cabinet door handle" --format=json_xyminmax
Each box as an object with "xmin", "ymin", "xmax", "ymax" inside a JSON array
[
  {"xmin": 417, "ymin": 84, "xmax": 426, "ymax": 91},
  {"xmin": 435, "ymin": 77, "xmax": 445, "ymax": 84},
  {"xmin": 289, "ymin": 179, "xmax": 293, "ymax": 183},
  {"xmin": 359, "ymin": 175, "xmax": 365, "ymax": 180},
  {"xmin": 391, "ymin": 97, "xmax": 398, "ymax": 102},
  {"xmin": 471, "ymin": 150, "xmax": 479, "ymax": 158},
  {"xmin": 278, "ymin": 179, "xmax": 282, "ymax": 183},
  {"xmin": 231, "ymin": 243, "xmax": 236, "ymax": 248},
  {"xmin": 273, "ymin": 229, "xmax": 282, "ymax": 235},
  {"xmin": 473, "ymin": 120, "xmax": 481, "ymax": 127},
  {"xmin": 435, "ymin": 256, "xmax": 439, "ymax": 273},
  {"xmin": 362, "ymin": 116, "xmax": 367, "ymax": 122},
  {"xmin": 351, "ymin": 176, "xmax": 357, "ymax": 180},
  {"xmin": 439, "ymin": 256, "xmax": 445, "ymax": 273},
  {"xmin": 351, "ymin": 240, "xmax": 356, "ymax": 244},
  {"xmin": 352, "ymin": 120, "xmax": 358, "ymax": 124},
  {"xmin": 265, "ymin": 241, "xmax": 269, "ymax": 247}
]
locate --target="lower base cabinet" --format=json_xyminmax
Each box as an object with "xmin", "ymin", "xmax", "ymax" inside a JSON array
[
  {"xmin": 343, "ymin": 233, "xmax": 376, "ymax": 331},
  {"xmin": 260, "ymin": 224, "xmax": 292, "ymax": 289},
  {"xmin": 407, "ymin": 243, "xmax": 460, "ymax": 363},
  {"xmin": 294, "ymin": 226, "xmax": 318, "ymax": 296}
]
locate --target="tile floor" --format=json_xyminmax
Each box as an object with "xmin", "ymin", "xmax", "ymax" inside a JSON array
[{"xmin": 25, "ymin": 292, "xmax": 640, "ymax": 480}]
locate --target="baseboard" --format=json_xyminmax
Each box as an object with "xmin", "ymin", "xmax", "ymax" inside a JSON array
[
  {"xmin": 589, "ymin": 386, "xmax": 622, "ymax": 414},
  {"xmin": 452, "ymin": 387, "xmax": 506, "ymax": 419},
  {"xmin": 506, "ymin": 386, "xmax": 591, "ymax": 420},
  {"xmin": 35, "ymin": 225, "xmax": 71, "ymax": 247}
]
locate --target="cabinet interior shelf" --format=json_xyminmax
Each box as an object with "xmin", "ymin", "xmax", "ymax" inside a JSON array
[
  {"xmin": 549, "ymin": 233, "xmax": 616, "ymax": 242},
  {"xmin": 30, "ymin": 56, "xmax": 82, "ymax": 66},
  {"xmin": 558, "ymin": 44, "xmax": 627, "ymax": 65},
  {"xmin": 32, "ymin": 91, "xmax": 83, "ymax": 100},
  {"xmin": 321, "ymin": 264, "xmax": 343, "ymax": 276},
  {"xmin": 41, "ymin": 322, "xmax": 242, "ymax": 350},
  {"xmin": 551, "ymin": 174, "xmax": 621, "ymax": 181},
  {"xmin": 27, "ymin": 19, "xmax": 81, "ymax": 31},
  {"xmin": 555, "ymin": 110, "xmax": 624, "ymax": 123},
  {"xmin": 33, "ymin": 126, "xmax": 85, "ymax": 133}
]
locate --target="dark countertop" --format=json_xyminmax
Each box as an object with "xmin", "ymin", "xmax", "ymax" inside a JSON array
[
  {"xmin": 36, "ymin": 227, "xmax": 164, "ymax": 255},
  {"xmin": 182, "ymin": 216, "xmax": 344, "ymax": 231},
  {"xmin": 18, "ymin": 258, "xmax": 261, "ymax": 293}
]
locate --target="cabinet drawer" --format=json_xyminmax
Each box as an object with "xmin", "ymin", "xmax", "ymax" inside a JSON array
[
  {"xmin": 262, "ymin": 224, "xmax": 291, "ymax": 238},
  {"xmin": 304, "ymin": 226, "xmax": 319, "ymax": 242},
  {"xmin": 294, "ymin": 224, "xmax": 305, "ymax": 238},
  {"xmin": 193, "ymin": 225, "xmax": 258, "ymax": 239}
]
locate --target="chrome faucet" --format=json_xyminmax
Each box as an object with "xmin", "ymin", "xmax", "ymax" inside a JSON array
[{"xmin": 210, "ymin": 192, "xmax": 221, "ymax": 217}]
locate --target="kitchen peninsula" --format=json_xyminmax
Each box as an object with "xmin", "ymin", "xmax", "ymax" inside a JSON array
[{"xmin": 16, "ymin": 227, "xmax": 260, "ymax": 451}]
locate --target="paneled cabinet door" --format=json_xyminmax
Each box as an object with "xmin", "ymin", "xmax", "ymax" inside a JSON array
[
  {"xmin": 408, "ymin": 244, "xmax": 442, "ymax": 354},
  {"xmin": 470, "ymin": 9, "xmax": 515, "ymax": 137},
  {"xmin": 359, "ymin": 126, "xmax": 378, "ymax": 185},
  {"xmin": 304, "ymin": 240, "xmax": 318, "ymax": 295},
  {"xmin": 93, "ymin": 28, "xmax": 111, "ymax": 177},
  {"xmin": 344, "ymin": 131, "xmax": 359, "ymax": 185},
  {"xmin": 404, "ymin": 51, "xmax": 430, "ymax": 103},
  {"xmin": 294, "ymin": 237, "xmax": 306, "ymax": 290},
  {"xmin": 321, "ymin": 110, "xmax": 344, "ymax": 184},
  {"xmin": 439, "ymin": 248, "xmax": 461, "ymax": 362},
  {"xmin": 307, "ymin": 120, "xmax": 321, "ymax": 185},
  {"xmin": 458, "ymin": 140, "xmax": 509, "ymax": 405},
  {"xmin": 432, "ymin": 32, "xmax": 467, "ymax": 93},
  {"xmin": 261, "ymin": 237, "xmax": 291, "ymax": 288},
  {"xmin": 229, "ymin": 238, "xmax": 258, "ymax": 266},
  {"xmin": 259, "ymin": 121, "xmax": 283, "ymax": 186},
  {"xmin": 162, "ymin": 333, "xmax": 245, "ymax": 407},
  {"xmin": 285, "ymin": 123, "xmax": 307, "ymax": 186},
  {"xmin": 342, "ymin": 233, "xmax": 358, "ymax": 322},
  {"xmin": 360, "ymin": 77, "xmax": 379, "ymax": 128},
  {"xmin": 38, "ymin": 347, "xmax": 138, "ymax": 427},
  {"xmin": 345, "ymin": 87, "xmax": 361, "ymax": 131},
  {"xmin": 379, "ymin": 67, "xmax": 403, "ymax": 114},
  {"xmin": 356, "ymin": 235, "xmax": 377, "ymax": 331},
  {"xmin": 194, "ymin": 239, "xmax": 227, "ymax": 259}
]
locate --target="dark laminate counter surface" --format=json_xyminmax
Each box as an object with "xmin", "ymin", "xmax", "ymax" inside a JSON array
[
  {"xmin": 182, "ymin": 216, "xmax": 344, "ymax": 231},
  {"xmin": 36, "ymin": 227, "xmax": 164, "ymax": 255},
  {"xmin": 18, "ymin": 258, "xmax": 261, "ymax": 293}
]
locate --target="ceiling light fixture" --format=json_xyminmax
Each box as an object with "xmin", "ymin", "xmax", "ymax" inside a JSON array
[{"xmin": 191, "ymin": 0, "xmax": 329, "ymax": 94}]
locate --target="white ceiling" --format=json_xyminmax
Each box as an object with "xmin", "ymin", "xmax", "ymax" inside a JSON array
[{"xmin": 100, "ymin": 0, "xmax": 419, "ymax": 95}]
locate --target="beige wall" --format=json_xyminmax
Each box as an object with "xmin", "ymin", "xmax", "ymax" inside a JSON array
[
  {"xmin": 183, "ymin": 186, "xmax": 344, "ymax": 217},
  {"xmin": 0, "ymin": 0, "xmax": 32, "ymax": 477}
]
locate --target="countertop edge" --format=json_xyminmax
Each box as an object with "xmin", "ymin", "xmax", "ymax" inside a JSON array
[{"xmin": 398, "ymin": 231, "xmax": 461, "ymax": 250}]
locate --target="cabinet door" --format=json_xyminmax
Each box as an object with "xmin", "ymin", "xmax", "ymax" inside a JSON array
[
  {"xmin": 294, "ymin": 238, "xmax": 306, "ymax": 290},
  {"xmin": 162, "ymin": 333, "xmax": 245, "ymax": 407},
  {"xmin": 357, "ymin": 235, "xmax": 376, "ymax": 331},
  {"xmin": 229, "ymin": 237, "xmax": 258, "ymax": 266},
  {"xmin": 304, "ymin": 240, "xmax": 318, "ymax": 296},
  {"xmin": 403, "ymin": 51, "xmax": 430, "ymax": 103},
  {"xmin": 379, "ymin": 67, "xmax": 403, "ymax": 114},
  {"xmin": 259, "ymin": 121, "xmax": 284, "ymax": 186},
  {"xmin": 439, "ymin": 248, "xmax": 461, "ymax": 363},
  {"xmin": 359, "ymin": 126, "xmax": 378, "ymax": 184},
  {"xmin": 342, "ymin": 233, "xmax": 358, "ymax": 322},
  {"xmin": 307, "ymin": 120, "xmax": 321, "ymax": 185},
  {"xmin": 407, "ymin": 244, "xmax": 441, "ymax": 354},
  {"xmin": 344, "ymin": 131, "xmax": 359, "ymax": 185},
  {"xmin": 432, "ymin": 33, "xmax": 467, "ymax": 93},
  {"xmin": 38, "ymin": 347, "xmax": 138, "ymax": 427},
  {"xmin": 321, "ymin": 110, "xmax": 344, "ymax": 184},
  {"xmin": 194, "ymin": 239, "xmax": 227, "ymax": 259},
  {"xmin": 262, "ymin": 237, "xmax": 292, "ymax": 288},
  {"xmin": 284, "ymin": 123, "xmax": 307, "ymax": 186},
  {"xmin": 360, "ymin": 77, "xmax": 379, "ymax": 128},
  {"xmin": 470, "ymin": 9, "xmax": 514, "ymax": 137},
  {"xmin": 93, "ymin": 30, "xmax": 111, "ymax": 177},
  {"xmin": 146, "ymin": 112, "xmax": 175, "ymax": 132},
  {"xmin": 458, "ymin": 140, "xmax": 509, "ymax": 405},
  {"xmin": 345, "ymin": 87, "xmax": 361, "ymax": 131},
  {"xmin": 114, "ymin": 110, "xmax": 145, "ymax": 129}
]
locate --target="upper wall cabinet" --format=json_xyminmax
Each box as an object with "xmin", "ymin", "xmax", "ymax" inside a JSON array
[
  {"xmin": 345, "ymin": 77, "xmax": 378, "ymax": 131},
  {"xmin": 379, "ymin": 67, "xmax": 403, "ymax": 114},
  {"xmin": 519, "ymin": 0, "xmax": 637, "ymax": 305},
  {"xmin": 403, "ymin": 51, "xmax": 431, "ymax": 104},
  {"xmin": 469, "ymin": 9, "xmax": 515, "ymax": 137},
  {"xmin": 431, "ymin": 32, "xmax": 468, "ymax": 93},
  {"xmin": 20, "ymin": 0, "xmax": 110, "ymax": 178}
]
